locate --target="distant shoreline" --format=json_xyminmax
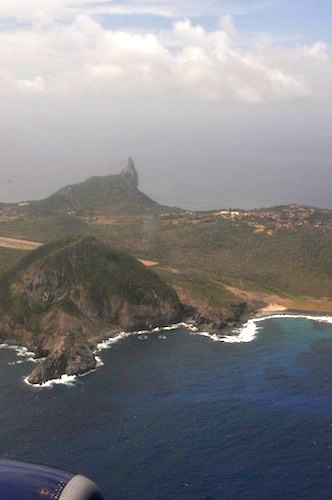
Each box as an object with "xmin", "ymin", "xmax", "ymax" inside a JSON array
[{"xmin": 257, "ymin": 303, "xmax": 332, "ymax": 316}]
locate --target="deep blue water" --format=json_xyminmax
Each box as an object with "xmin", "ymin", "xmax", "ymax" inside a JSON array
[{"xmin": 1, "ymin": 317, "xmax": 332, "ymax": 499}]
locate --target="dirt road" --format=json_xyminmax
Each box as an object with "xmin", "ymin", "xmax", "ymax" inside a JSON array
[{"xmin": 0, "ymin": 236, "xmax": 43, "ymax": 251}]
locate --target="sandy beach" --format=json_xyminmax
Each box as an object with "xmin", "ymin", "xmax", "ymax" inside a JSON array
[
  {"xmin": 137, "ymin": 259, "xmax": 158, "ymax": 267},
  {"xmin": 259, "ymin": 303, "xmax": 288, "ymax": 313}
]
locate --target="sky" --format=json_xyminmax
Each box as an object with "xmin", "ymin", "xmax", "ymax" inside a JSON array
[{"xmin": 0, "ymin": 0, "xmax": 331, "ymax": 209}]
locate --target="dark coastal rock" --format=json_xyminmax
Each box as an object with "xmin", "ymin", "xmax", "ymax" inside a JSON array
[
  {"xmin": 175, "ymin": 285, "xmax": 251, "ymax": 333},
  {"xmin": 121, "ymin": 157, "xmax": 139, "ymax": 188},
  {"xmin": 27, "ymin": 338, "xmax": 96, "ymax": 385}
]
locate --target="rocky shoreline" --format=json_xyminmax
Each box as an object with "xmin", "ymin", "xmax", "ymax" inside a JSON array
[
  {"xmin": 18, "ymin": 287, "xmax": 331, "ymax": 386},
  {"xmin": 4, "ymin": 295, "xmax": 332, "ymax": 386},
  {"xmin": 0, "ymin": 295, "xmax": 253, "ymax": 386},
  {"xmin": 0, "ymin": 311, "xmax": 246, "ymax": 386}
]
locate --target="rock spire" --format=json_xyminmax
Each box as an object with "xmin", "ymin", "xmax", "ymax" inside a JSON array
[{"xmin": 121, "ymin": 157, "xmax": 139, "ymax": 188}]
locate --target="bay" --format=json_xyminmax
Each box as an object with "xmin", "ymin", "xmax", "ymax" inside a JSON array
[{"xmin": 0, "ymin": 317, "xmax": 332, "ymax": 499}]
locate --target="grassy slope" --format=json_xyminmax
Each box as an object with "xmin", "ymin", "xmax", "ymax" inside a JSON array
[
  {"xmin": 0, "ymin": 248, "xmax": 27, "ymax": 275},
  {"xmin": 0, "ymin": 215, "xmax": 89, "ymax": 242},
  {"xmin": 92, "ymin": 219, "xmax": 332, "ymax": 303},
  {"xmin": 0, "ymin": 215, "xmax": 331, "ymax": 310}
]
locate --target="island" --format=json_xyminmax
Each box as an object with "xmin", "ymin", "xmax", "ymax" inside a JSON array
[{"xmin": 0, "ymin": 158, "xmax": 331, "ymax": 383}]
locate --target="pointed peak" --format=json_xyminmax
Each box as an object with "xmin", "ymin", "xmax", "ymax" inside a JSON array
[
  {"xmin": 121, "ymin": 157, "xmax": 139, "ymax": 188},
  {"xmin": 127, "ymin": 157, "xmax": 135, "ymax": 169}
]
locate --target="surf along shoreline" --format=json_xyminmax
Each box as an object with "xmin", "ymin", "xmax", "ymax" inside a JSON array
[{"xmin": 13, "ymin": 303, "xmax": 331, "ymax": 388}]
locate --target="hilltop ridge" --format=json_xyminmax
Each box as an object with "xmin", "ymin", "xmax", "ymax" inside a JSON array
[{"xmin": 11, "ymin": 158, "xmax": 162, "ymax": 216}]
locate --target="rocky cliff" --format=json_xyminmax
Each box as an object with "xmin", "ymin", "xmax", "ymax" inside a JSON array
[
  {"xmin": 121, "ymin": 157, "xmax": 139, "ymax": 188},
  {"xmin": 0, "ymin": 237, "xmax": 183, "ymax": 384}
]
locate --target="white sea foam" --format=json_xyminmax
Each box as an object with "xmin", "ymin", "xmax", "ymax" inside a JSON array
[
  {"xmin": 188, "ymin": 313, "xmax": 332, "ymax": 344},
  {"xmin": 221, "ymin": 319, "xmax": 261, "ymax": 343},
  {"xmin": 224, "ymin": 313, "xmax": 332, "ymax": 344},
  {"xmin": 21, "ymin": 322, "xmax": 202, "ymax": 388},
  {"xmin": 95, "ymin": 355, "xmax": 104, "ymax": 367},
  {"xmin": 95, "ymin": 322, "xmax": 190, "ymax": 352},
  {"xmin": 16, "ymin": 346, "xmax": 35, "ymax": 357},
  {"xmin": 0, "ymin": 343, "xmax": 36, "ymax": 359},
  {"xmin": 24, "ymin": 373, "xmax": 77, "ymax": 388},
  {"xmin": 0, "ymin": 343, "xmax": 39, "ymax": 366},
  {"xmin": 27, "ymin": 356, "xmax": 42, "ymax": 363},
  {"xmin": 189, "ymin": 321, "xmax": 260, "ymax": 344},
  {"xmin": 189, "ymin": 330, "xmax": 221, "ymax": 341},
  {"xmin": 9, "ymin": 315, "xmax": 332, "ymax": 387},
  {"xmin": 96, "ymin": 331, "xmax": 130, "ymax": 350}
]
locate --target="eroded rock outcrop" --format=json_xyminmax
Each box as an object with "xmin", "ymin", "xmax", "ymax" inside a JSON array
[
  {"xmin": 121, "ymin": 157, "xmax": 139, "ymax": 188},
  {"xmin": 174, "ymin": 285, "xmax": 251, "ymax": 333}
]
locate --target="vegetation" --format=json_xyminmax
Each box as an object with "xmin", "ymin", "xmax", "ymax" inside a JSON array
[
  {"xmin": 0, "ymin": 236, "xmax": 180, "ymax": 327},
  {"xmin": 0, "ymin": 168, "xmax": 331, "ymax": 314},
  {"xmin": 90, "ymin": 218, "xmax": 332, "ymax": 300},
  {"xmin": 0, "ymin": 248, "xmax": 26, "ymax": 274},
  {"xmin": 0, "ymin": 215, "xmax": 88, "ymax": 242}
]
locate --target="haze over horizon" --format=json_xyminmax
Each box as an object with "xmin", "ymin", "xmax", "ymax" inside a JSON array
[{"xmin": 0, "ymin": 0, "xmax": 331, "ymax": 210}]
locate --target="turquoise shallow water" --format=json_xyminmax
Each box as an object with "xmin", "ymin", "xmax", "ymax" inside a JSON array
[{"xmin": 0, "ymin": 316, "xmax": 332, "ymax": 499}]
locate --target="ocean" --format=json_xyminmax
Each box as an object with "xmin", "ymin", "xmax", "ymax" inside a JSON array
[{"xmin": 1, "ymin": 315, "xmax": 332, "ymax": 499}]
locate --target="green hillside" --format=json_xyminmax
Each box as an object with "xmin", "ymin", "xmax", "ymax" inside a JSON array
[{"xmin": 92, "ymin": 217, "xmax": 332, "ymax": 304}]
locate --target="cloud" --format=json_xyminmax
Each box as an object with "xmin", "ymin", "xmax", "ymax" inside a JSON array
[
  {"xmin": 0, "ymin": 1, "xmax": 271, "ymax": 21},
  {"xmin": 0, "ymin": 7, "xmax": 331, "ymax": 103},
  {"xmin": 66, "ymin": 1, "xmax": 271, "ymax": 19}
]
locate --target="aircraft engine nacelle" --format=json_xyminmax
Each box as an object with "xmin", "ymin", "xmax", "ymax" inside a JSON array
[{"xmin": 0, "ymin": 459, "xmax": 105, "ymax": 499}]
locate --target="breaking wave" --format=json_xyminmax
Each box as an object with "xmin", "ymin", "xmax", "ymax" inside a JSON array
[
  {"xmin": 0, "ymin": 343, "xmax": 38, "ymax": 365},
  {"xmin": 5, "ymin": 315, "xmax": 332, "ymax": 387},
  {"xmin": 95, "ymin": 322, "xmax": 194, "ymax": 351},
  {"xmin": 189, "ymin": 313, "xmax": 332, "ymax": 344},
  {"xmin": 24, "ymin": 373, "xmax": 77, "ymax": 388}
]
